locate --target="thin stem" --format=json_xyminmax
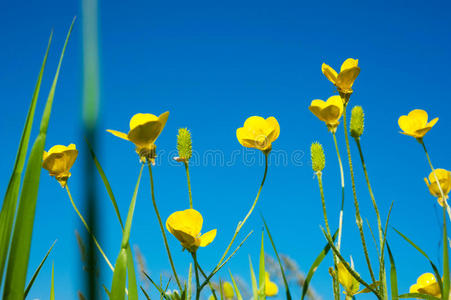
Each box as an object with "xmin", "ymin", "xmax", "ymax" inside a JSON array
[
  {"xmin": 195, "ymin": 261, "xmax": 218, "ymax": 299},
  {"xmin": 148, "ymin": 164, "xmax": 182, "ymax": 291},
  {"xmin": 332, "ymin": 132, "xmax": 345, "ymax": 251},
  {"xmin": 192, "ymin": 253, "xmax": 201, "ymax": 300},
  {"xmin": 184, "ymin": 161, "xmax": 193, "ymax": 208},
  {"xmin": 343, "ymin": 105, "xmax": 376, "ymax": 284},
  {"xmin": 216, "ymin": 153, "xmax": 268, "ymax": 267},
  {"xmin": 66, "ymin": 185, "xmax": 114, "ymax": 272}
]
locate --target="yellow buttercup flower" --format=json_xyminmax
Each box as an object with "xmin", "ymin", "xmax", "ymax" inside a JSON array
[
  {"xmin": 337, "ymin": 262, "xmax": 360, "ymax": 297},
  {"xmin": 322, "ymin": 58, "xmax": 360, "ymax": 96},
  {"xmin": 107, "ymin": 111, "xmax": 169, "ymax": 163},
  {"xmin": 425, "ymin": 169, "xmax": 451, "ymax": 207},
  {"xmin": 265, "ymin": 272, "xmax": 279, "ymax": 297},
  {"xmin": 166, "ymin": 209, "xmax": 217, "ymax": 253},
  {"xmin": 409, "ymin": 273, "xmax": 441, "ymax": 297},
  {"xmin": 222, "ymin": 281, "xmax": 234, "ymax": 299},
  {"xmin": 236, "ymin": 116, "xmax": 280, "ymax": 153},
  {"xmin": 42, "ymin": 144, "xmax": 78, "ymax": 188},
  {"xmin": 398, "ymin": 109, "xmax": 438, "ymax": 140},
  {"xmin": 309, "ymin": 95, "xmax": 344, "ymax": 133}
]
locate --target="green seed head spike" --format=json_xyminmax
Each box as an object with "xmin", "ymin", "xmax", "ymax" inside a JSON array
[
  {"xmin": 177, "ymin": 128, "xmax": 192, "ymax": 161},
  {"xmin": 350, "ymin": 106, "xmax": 365, "ymax": 138},
  {"xmin": 311, "ymin": 142, "xmax": 325, "ymax": 172}
]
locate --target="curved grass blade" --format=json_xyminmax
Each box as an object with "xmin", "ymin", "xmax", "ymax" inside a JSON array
[
  {"xmin": 398, "ymin": 293, "xmax": 441, "ymax": 300},
  {"xmin": 187, "ymin": 263, "xmax": 193, "ymax": 300},
  {"xmin": 126, "ymin": 246, "xmax": 138, "ymax": 300},
  {"xmin": 111, "ymin": 248, "xmax": 127, "ymax": 300},
  {"xmin": 229, "ymin": 270, "xmax": 243, "ymax": 300},
  {"xmin": 261, "ymin": 215, "xmax": 292, "ymax": 300},
  {"xmin": 393, "ymin": 227, "xmax": 443, "ymax": 296},
  {"xmin": 249, "ymin": 256, "xmax": 258, "ymax": 300},
  {"xmin": 386, "ymin": 241, "xmax": 398, "ymax": 300},
  {"xmin": 24, "ymin": 240, "xmax": 57, "ymax": 297},
  {"xmin": 0, "ymin": 32, "xmax": 53, "ymax": 286},
  {"xmin": 50, "ymin": 262, "xmax": 55, "ymax": 300},
  {"xmin": 301, "ymin": 230, "xmax": 338, "ymax": 300},
  {"xmin": 3, "ymin": 19, "xmax": 75, "ymax": 300}
]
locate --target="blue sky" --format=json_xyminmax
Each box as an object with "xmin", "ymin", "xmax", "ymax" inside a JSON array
[{"xmin": 1, "ymin": 0, "xmax": 451, "ymax": 299}]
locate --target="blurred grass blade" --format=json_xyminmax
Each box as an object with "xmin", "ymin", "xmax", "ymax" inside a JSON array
[
  {"xmin": 126, "ymin": 246, "xmax": 138, "ymax": 300},
  {"xmin": 301, "ymin": 230, "xmax": 337, "ymax": 300},
  {"xmin": 86, "ymin": 139, "xmax": 124, "ymax": 229},
  {"xmin": 219, "ymin": 279, "xmax": 224, "ymax": 300},
  {"xmin": 249, "ymin": 256, "xmax": 258, "ymax": 299},
  {"xmin": 102, "ymin": 285, "xmax": 111, "ymax": 298},
  {"xmin": 143, "ymin": 272, "xmax": 171, "ymax": 300},
  {"xmin": 386, "ymin": 241, "xmax": 398, "ymax": 300},
  {"xmin": 111, "ymin": 248, "xmax": 127, "ymax": 300},
  {"xmin": 442, "ymin": 207, "xmax": 450, "ymax": 300},
  {"xmin": 24, "ymin": 240, "xmax": 57, "ymax": 297},
  {"xmin": 258, "ymin": 231, "xmax": 266, "ymax": 300},
  {"xmin": 393, "ymin": 227, "xmax": 443, "ymax": 295},
  {"xmin": 50, "ymin": 262, "xmax": 55, "ymax": 300},
  {"xmin": 140, "ymin": 286, "xmax": 151, "ymax": 300},
  {"xmin": 3, "ymin": 19, "xmax": 75, "ymax": 300},
  {"xmin": 261, "ymin": 215, "xmax": 292, "ymax": 300},
  {"xmin": 0, "ymin": 32, "xmax": 53, "ymax": 285},
  {"xmin": 398, "ymin": 293, "xmax": 441, "ymax": 300},
  {"xmin": 229, "ymin": 270, "xmax": 243, "ymax": 300}
]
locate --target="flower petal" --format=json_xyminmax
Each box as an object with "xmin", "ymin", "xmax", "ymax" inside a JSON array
[
  {"xmin": 199, "ymin": 229, "xmax": 217, "ymax": 247},
  {"xmin": 129, "ymin": 113, "xmax": 159, "ymax": 130},
  {"xmin": 408, "ymin": 109, "xmax": 429, "ymax": 127},
  {"xmin": 340, "ymin": 58, "xmax": 359, "ymax": 72},
  {"xmin": 266, "ymin": 117, "xmax": 280, "ymax": 142},
  {"xmin": 106, "ymin": 129, "xmax": 129, "ymax": 141},
  {"xmin": 336, "ymin": 66, "xmax": 360, "ymax": 91},
  {"xmin": 322, "ymin": 63, "xmax": 338, "ymax": 84}
]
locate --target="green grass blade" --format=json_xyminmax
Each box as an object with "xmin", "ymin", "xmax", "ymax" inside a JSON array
[
  {"xmin": 111, "ymin": 248, "xmax": 127, "ymax": 300},
  {"xmin": 2, "ymin": 19, "xmax": 75, "ymax": 299},
  {"xmin": 261, "ymin": 215, "xmax": 292, "ymax": 300},
  {"xmin": 219, "ymin": 279, "xmax": 224, "ymax": 300},
  {"xmin": 50, "ymin": 262, "xmax": 55, "ymax": 300},
  {"xmin": 140, "ymin": 286, "xmax": 151, "ymax": 300},
  {"xmin": 249, "ymin": 256, "xmax": 258, "ymax": 299},
  {"xmin": 126, "ymin": 246, "xmax": 138, "ymax": 300},
  {"xmin": 102, "ymin": 285, "xmax": 111, "ymax": 298},
  {"xmin": 85, "ymin": 139, "xmax": 124, "ymax": 229},
  {"xmin": 258, "ymin": 231, "xmax": 266, "ymax": 300},
  {"xmin": 386, "ymin": 242, "xmax": 398, "ymax": 300},
  {"xmin": 301, "ymin": 230, "xmax": 338, "ymax": 300},
  {"xmin": 442, "ymin": 207, "xmax": 449, "ymax": 300},
  {"xmin": 393, "ymin": 227, "xmax": 443, "ymax": 295},
  {"xmin": 0, "ymin": 32, "xmax": 53, "ymax": 285},
  {"xmin": 24, "ymin": 240, "xmax": 57, "ymax": 297},
  {"xmin": 398, "ymin": 293, "xmax": 441, "ymax": 300},
  {"xmin": 229, "ymin": 270, "xmax": 243, "ymax": 300},
  {"xmin": 187, "ymin": 263, "xmax": 193, "ymax": 300},
  {"xmin": 143, "ymin": 272, "xmax": 171, "ymax": 300}
]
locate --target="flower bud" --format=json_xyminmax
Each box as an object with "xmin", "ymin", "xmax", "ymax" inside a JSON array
[
  {"xmin": 350, "ymin": 106, "xmax": 364, "ymax": 138},
  {"xmin": 177, "ymin": 128, "xmax": 192, "ymax": 161},
  {"xmin": 311, "ymin": 142, "xmax": 325, "ymax": 172}
]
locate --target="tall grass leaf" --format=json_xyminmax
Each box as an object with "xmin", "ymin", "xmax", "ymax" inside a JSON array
[
  {"xmin": 301, "ymin": 230, "xmax": 337, "ymax": 300},
  {"xmin": 249, "ymin": 256, "xmax": 258, "ymax": 299},
  {"xmin": 85, "ymin": 140, "xmax": 124, "ymax": 229},
  {"xmin": 24, "ymin": 240, "xmax": 57, "ymax": 297},
  {"xmin": 398, "ymin": 293, "xmax": 441, "ymax": 300},
  {"xmin": 229, "ymin": 270, "xmax": 243, "ymax": 300},
  {"xmin": 126, "ymin": 246, "xmax": 138, "ymax": 300},
  {"xmin": 103, "ymin": 285, "xmax": 111, "ymax": 298},
  {"xmin": 393, "ymin": 227, "xmax": 443, "ymax": 296},
  {"xmin": 2, "ymin": 19, "xmax": 75, "ymax": 299},
  {"xmin": 386, "ymin": 242, "xmax": 398, "ymax": 300},
  {"xmin": 187, "ymin": 263, "xmax": 193, "ymax": 300},
  {"xmin": 50, "ymin": 262, "xmax": 55, "ymax": 300},
  {"xmin": 258, "ymin": 231, "xmax": 266, "ymax": 300},
  {"xmin": 219, "ymin": 279, "xmax": 224, "ymax": 300},
  {"xmin": 140, "ymin": 286, "xmax": 151, "ymax": 300},
  {"xmin": 111, "ymin": 249, "xmax": 127, "ymax": 300},
  {"xmin": 0, "ymin": 32, "xmax": 53, "ymax": 285},
  {"xmin": 143, "ymin": 271, "xmax": 170, "ymax": 299},
  {"xmin": 442, "ymin": 207, "xmax": 450, "ymax": 300},
  {"xmin": 261, "ymin": 215, "xmax": 292, "ymax": 300}
]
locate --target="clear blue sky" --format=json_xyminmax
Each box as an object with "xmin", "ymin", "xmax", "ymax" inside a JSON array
[{"xmin": 1, "ymin": 0, "xmax": 451, "ymax": 299}]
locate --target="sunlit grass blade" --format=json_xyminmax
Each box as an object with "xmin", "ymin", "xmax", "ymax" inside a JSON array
[
  {"xmin": 126, "ymin": 246, "xmax": 138, "ymax": 300},
  {"xmin": 398, "ymin": 293, "xmax": 441, "ymax": 300},
  {"xmin": 393, "ymin": 227, "xmax": 443, "ymax": 295},
  {"xmin": 187, "ymin": 263, "xmax": 193, "ymax": 300},
  {"xmin": 258, "ymin": 230, "xmax": 266, "ymax": 300},
  {"xmin": 85, "ymin": 139, "xmax": 124, "ymax": 229},
  {"xmin": 229, "ymin": 270, "xmax": 243, "ymax": 300},
  {"xmin": 0, "ymin": 32, "xmax": 52, "ymax": 286},
  {"xmin": 301, "ymin": 230, "xmax": 337, "ymax": 300},
  {"xmin": 24, "ymin": 240, "xmax": 57, "ymax": 297},
  {"xmin": 249, "ymin": 256, "xmax": 258, "ymax": 299},
  {"xmin": 386, "ymin": 241, "xmax": 398, "ymax": 300},
  {"xmin": 219, "ymin": 278, "xmax": 224, "ymax": 300},
  {"xmin": 2, "ymin": 19, "xmax": 75, "ymax": 300},
  {"xmin": 261, "ymin": 215, "xmax": 292, "ymax": 300},
  {"xmin": 50, "ymin": 262, "xmax": 55, "ymax": 300}
]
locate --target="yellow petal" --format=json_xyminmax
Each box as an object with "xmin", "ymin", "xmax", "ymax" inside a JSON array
[
  {"xmin": 166, "ymin": 209, "xmax": 203, "ymax": 238},
  {"xmin": 106, "ymin": 129, "xmax": 129, "ymax": 141},
  {"xmin": 408, "ymin": 109, "xmax": 429, "ymax": 126},
  {"xmin": 129, "ymin": 113, "xmax": 159, "ymax": 130},
  {"xmin": 127, "ymin": 111, "xmax": 170, "ymax": 147},
  {"xmin": 409, "ymin": 283, "xmax": 420, "ymax": 293},
  {"xmin": 427, "ymin": 117, "xmax": 439, "ymax": 129},
  {"xmin": 336, "ymin": 66, "xmax": 360, "ymax": 91},
  {"xmin": 266, "ymin": 116, "xmax": 280, "ymax": 142},
  {"xmin": 322, "ymin": 63, "xmax": 338, "ymax": 84},
  {"xmin": 199, "ymin": 229, "xmax": 217, "ymax": 247},
  {"xmin": 309, "ymin": 99, "xmax": 328, "ymax": 122},
  {"xmin": 340, "ymin": 58, "xmax": 359, "ymax": 72},
  {"xmin": 264, "ymin": 272, "xmax": 279, "ymax": 297}
]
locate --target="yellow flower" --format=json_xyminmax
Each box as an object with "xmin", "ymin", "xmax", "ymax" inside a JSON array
[
  {"xmin": 42, "ymin": 144, "xmax": 78, "ymax": 188},
  {"xmin": 265, "ymin": 272, "xmax": 279, "ymax": 297},
  {"xmin": 337, "ymin": 262, "xmax": 360, "ymax": 297},
  {"xmin": 398, "ymin": 109, "xmax": 438, "ymax": 140},
  {"xmin": 309, "ymin": 95, "xmax": 344, "ymax": 133},
  {"xmin": 425, "ymin": 169, "xmax": 451, "ymax": 207},
  {"xmin": 222, "ymin": 281, "xmax": 234, "ymax": 299},
  {"xmin": 409, "ymin": 273, "xmax": 441, "ymax": 297},
  {"xmin": 322, "ymin": 58, "xmax": 360, "ymax": 96},
  {"xmin": 107, "ymin": 111, "xmax": 169, "ymax": 163},
  {"xmin": 236, "ymin": 116, "xmax": 280, "ymax": 153},
  {"xmin": 166, "ymin": 209, "xmax": 217, "ymax": 252}
]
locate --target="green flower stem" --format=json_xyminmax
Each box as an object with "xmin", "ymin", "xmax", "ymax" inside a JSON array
[
  {"xmin": 192, "ymin": 252, "xmax": 201, "ymax": 300},
  {"xmin": 195, "ymin": 261, "xmax": 218, "ymax": 299},
  {"xmin": 343, "ymin": 104, "xmax": 376, "ymax": 284},
  {"xmin": 184, "ymin": 161, "xmax": 193, "ymax": 209},
  {"xmin": 355, "ymin": 138, "xmax": 387, "ymax": 299},
  {"xmin": 66, "ymin": 184, "xmax": 114, "ymax": 272},
  {"xmin": 332, "ymin": 132, "xmax": 345, "ymax": 251},
  {"xmin": 216, "ymin": 153, "xmax": 268, "ymax": 267},
  {"xmin": 316, "ymin": 173, "xmax": 340, "ymax": 300},
  {"xmin": 419, "ymin": 140, "xmax": 450, "ymax": 300},
  {"xmin": 148, "ymin": 164, "xmax": 182, "ymax": 291}
]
